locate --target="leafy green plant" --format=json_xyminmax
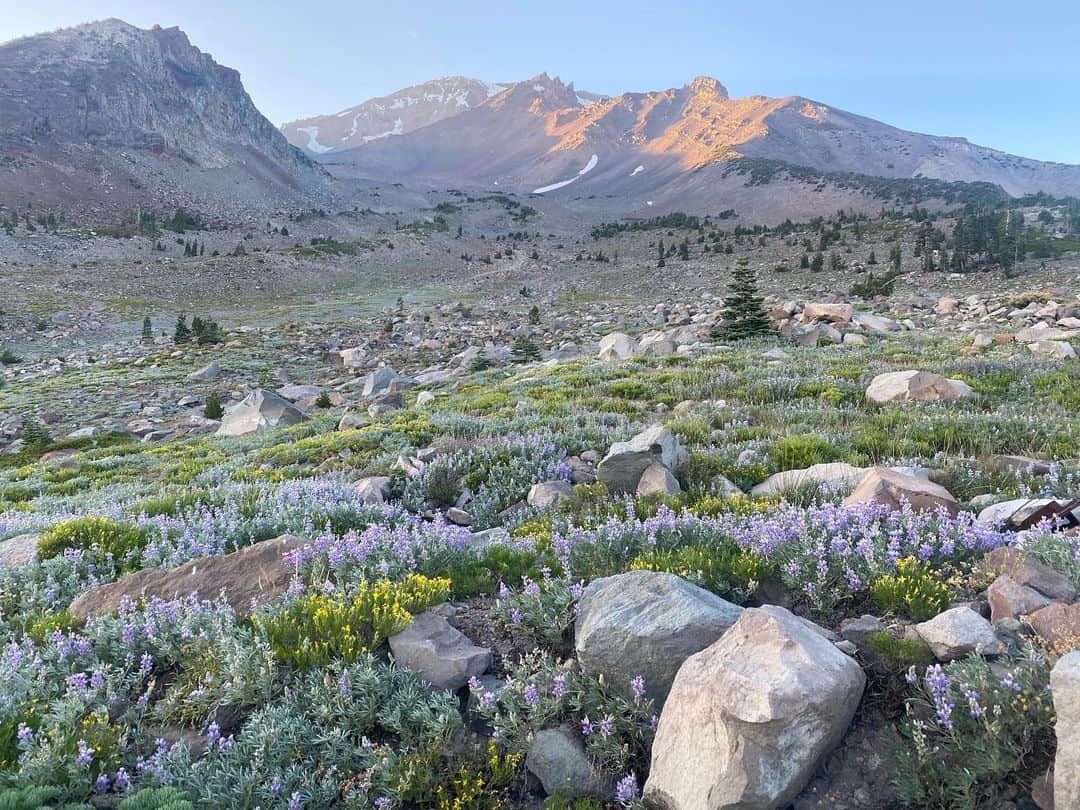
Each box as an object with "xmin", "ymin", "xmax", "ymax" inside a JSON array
[
  {"xmin": 870, "ymin": 558, "xmax": 951, "ymax": 621},
  {"xmin": 630, "ymin": 542, "xmax": 771, "ymax": 604},
  {"xmin": 769, "ymin": 434, "xmax": 842, "ymax": 472},
  {"xmin": 493, "ymin": 575, "xmax": 579, "ymax": 649},
  {"xmin": 864, "ymin": 631, "xmax": 936, "ymax": 670},
  {"xmin": 891, "ymin": 651, "xmax": 1054, "ymax": 809},
  {"xmin": 202, "ymin": 392, "xmax": 224, "ymax": 420},
  {"xmin": 36, "ymin": 516, "xmax": 145, "ymax": 570},
  {"xmin": 118, "ymin": 787, "xmax": 195, "ymax": 810},
  {"xmin": 253, "ymin": 575, "xmax": 451, "ymax": 668}
]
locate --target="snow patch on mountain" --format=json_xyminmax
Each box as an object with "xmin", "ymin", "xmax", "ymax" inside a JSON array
[
  {"xmin": 631, "ymin": 165, "xmax": 645, "ymax": 176},
  {"xmin": 532, "ymin": 154, "xmax": 599, "ymax": 194},
  {"xmin": 297, "ymin": 126, "xmax": 333, "ymax": 154}
]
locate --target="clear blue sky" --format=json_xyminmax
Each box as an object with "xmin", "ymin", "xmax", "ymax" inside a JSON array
[{"xmin": 5, "ymin": 0, "xmax": 1080, "ymax": 163}]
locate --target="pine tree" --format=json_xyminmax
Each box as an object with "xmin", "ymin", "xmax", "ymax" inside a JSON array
[
  {"xmin": 657, "ymin": 239, "xmax": 666, "ymax": 268},
  {"xmin": 203, "ymin": 392, "xmax": 224, "ymax": 420},
  {"xmin": 141, "ymin": 316, "xmax": 152, "ymax": 343},
  {"xmin": 810, "ymin": 252, "xmax": 824, "ymax": 272},
  {"xmin": 716, "ymin": 259, "xmax": 772, "ymax": 341},
  {"xmin": 173, "ymin": 314, "xmax": 191, "ymax": 344},
  {"xmin": 678, "ymin": 239, "xmax": 690, "ymax": 260},
  {"xmin": 799, "ymin": 253, "xmax": 810, "ymax": 269},
  {"xmin": 868, "ymin": 250, "xmax": 877, "ymax": 265}
]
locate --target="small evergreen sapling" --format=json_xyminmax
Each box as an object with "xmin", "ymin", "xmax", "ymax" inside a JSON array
[{"xmin": 716, "ymin": 258, "xmax": 772, "ymax": 341}]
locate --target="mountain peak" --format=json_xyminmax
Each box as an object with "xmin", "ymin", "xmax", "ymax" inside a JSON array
[{"xmin": 687, "ymin": 75, "xmax": 729, "ymax": 98}]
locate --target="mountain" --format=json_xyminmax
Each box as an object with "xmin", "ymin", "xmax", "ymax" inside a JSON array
[
  {"xmin": 282, "ymin": 77, "xmax": 512, "ymax": 155},
  {"xmin": 322, "ymin": 73, "xmax": 1080, "ymax": 216},
  {"xmin": 0, "ymin": 19, "xmax": 329, "ymax": 221}
]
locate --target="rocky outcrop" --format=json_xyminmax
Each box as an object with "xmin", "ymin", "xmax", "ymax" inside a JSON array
[
  {"xmin": 575, "ymin": 571, "xmax": 743, "ymax": 706},
  {"xmin": 865, "ymin": 370, "xmax": 974, "ymax": 404},
  {"xmin": 388, "ymin": 611, "xmax": 491, "ymax": 690},
  {"xmin": 914, "ymin": 606, "xmax": 1004, "ymax": 661},
  {"xmin": 68, "ymin": 534, "xmax": 305, "ymax": 620},
  {"xmin": 0, "ymin": 534, "xmax": 39, "ymax": 568},
  {"xmin": 216, "ymin": 389, "xmax": 307, "ymax": 437},
  {"xmin": 842, "ymin": 467, "xmax": 958, "ymax": 515},
  {"xmin": 597, "ymin": 425, "xmax": 686, "ymax": 494},
  {"xmin": 644, "ymin": 606, "xmax": 865, "ymax": 809},
  {"xmin": 525, "ymin": 727, "xmax": 606, "ymax": 798}
]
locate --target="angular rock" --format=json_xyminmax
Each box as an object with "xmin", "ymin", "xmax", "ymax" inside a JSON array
[
  {"xmin": 362, "ymin": 367, "xmax": 412, "ymax": 399},
  {"xmin": 1029, "ymin": 340, "xmax": 1077, "ymax": 360},
  {"xmin": 352, "ymin": 476, "xmax": 391, "ymax": 505},
  {"xmin": 576, "ymin": 570, "xmax": 743, "ymax": 706},
  {"xmin": 644, "ymin": 606, "xmax": 865, "ymax": 809},
  {"xmin": 1052, "ymin": 652, "xmax": 1080, "ymax": 808},
  {"xmin": 1027, "ymin": 602, "xmax": 1080, "ymax": 651},
  {"xmin": 865, "ymin": 370, "xmax": 975, "ymax": 404},
  {"xmin": 216, "ymin": 389, "xmax": 307, "ymax": 437},
  {"xmin": 803, "ymin": 302, "xmax": 854, "ymax": 324},
  {"xmin": 842, "ymin": 467, "xmax": 958, "ymax": 516},
  {"xmin": 597, "ymin": 332, "xmax": 637, "ymax": 362},
  {"xmin": 187, "ymin": 360, "xmax": 221, "ymax": 381},
  {"xmin": 388, "ymin": 611, "xmax": 491, "ymax": 691},
  {"xmin": 987, "ymin": 574, "xmax": 1054, "ymax": 622},
  {"xmin": 596, "ymin": 425, "xmax": 686, "ymax": 493},
  {"xmin": 527, "ymin": 480, "xmax": 574, "ymax": 510},
  {"xmin": 750, "ymin": 462, "xmax": 865, "ymax": 497},
  {"xmin": 0, "ymin": 533, "xmax": 39, "ymax": 568},
  {"xmin": 983, "ymin": 547, "xmax": 1077, "ymax": 602},
  {"xmin": 446, "ymin": 507, "xmax": 472, "ymax": 526},
  {"xmin": 914, "ymin": 606, "xmax": 1004, "ymax": 661},
  {"xmin": 636, "ymin": 461, "xmax": 681, "ymax": 497},
  {"xmin": 525, "ymin": 727, "xmax": 606, "ymax": 798},
  {"xmin": 68, "ymin": 534, "xmax": 306, "ymax": 621}
]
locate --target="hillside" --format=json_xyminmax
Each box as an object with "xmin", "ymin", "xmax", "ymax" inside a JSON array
[{"xmin": 0, "ymin": 19, "xmax": 330, "ymax": 221}]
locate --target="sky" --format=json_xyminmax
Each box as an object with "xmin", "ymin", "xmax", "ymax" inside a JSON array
[{"xmin": 4, "ymin": 0, "xmax": 1080, "ymax": 163}]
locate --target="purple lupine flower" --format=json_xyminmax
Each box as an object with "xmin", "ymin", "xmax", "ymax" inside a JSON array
[
  {"xmin": 552, "ymin": 675, "xmax": 566, "ymax": 699},
  {"xmin": 288, "ymin": 792, "xmax": 303, "ymax": 810},
  {"xmin": 16, "ymin": 724, "xmax": 32, "ymax": 745},
  {"xmin": 580, "ymin": 716, "xmax": 594, "ymax": 736},
  {"xmin": 114, "ymin": 768, "xmax": 130, "ymax": 791},
  {"xmin": 615, "ymin": 773, "xmax": 639, "ymax": 803},
  {"xmin": 630, "ymin": 675, "xmax": 646, "ymax": 700},
  {"xmin": 75, "ymin": 739, "xmax": 93, "ymax": 767},
  {"xmin": 95, "ymin": 773, "xmax": 111, "ymax": 794},
  {"xmin": 523, "ymin": 683, "xmax": 539, "ymax": 704}
]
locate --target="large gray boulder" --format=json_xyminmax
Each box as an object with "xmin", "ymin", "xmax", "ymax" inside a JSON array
[
  {"xmin": 842, "ymin": 467, "xmax": 958, "ymax": 516},
  {"xmin": 1052, "ymin": 652, "xmax": 1080, "ymax": 809},
  {"xmin": 575, "ymin": 571, "xmax": 743, "ymax": 706},
  {"xmin": 914, "ymin": 606, "xmax": 1004, "ymax": 661},
  {"xmin": 597, "ymin": 332, "xmax": 637, "ymax": 362},
  {"xmin": 750, "ymin": 462, "xmax": 866, "ymax": 497},
  {"xmin": 187, "ymin": 360, "xmax": 221, "ymax": 381},
  {"xmin": 644, "ymin": 606, "xmax": 865, "ymax": 809},
  {"xmin": 597, "ymin": 425, "xmax": 686, "ymax": 494},
  {"xmin": 865, "ymin": 370, "xmax": 975, "ymax": 404},
  {"xmin": 361, "ymin": 367, "xmax": 414, "ymax": 399},
  {"xmin": 527, "ymin": 480, "xmax": 574, "ymax": 510},
  {"xmin": 216, "ymin": 389, "xmax": 307, "ymax": 437},
  {"xmin": 0, "ymin": 533, "xmax": 39, "ymax": 568},
  {"xmin": 68, "ymin": 534, "xmax": 306, "ymax": 621},
  {"xmin": 388, "ymin": 611, "xmax": 491, "ymax": 690},
  {"xmin": 525, "ymin": 727, "xmax": 606, "ymax": 799}
]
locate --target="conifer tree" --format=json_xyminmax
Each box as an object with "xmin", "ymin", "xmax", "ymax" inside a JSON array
[
  {"xmin": 173, "ymin": 314, "xmax": 191, "ymax": 344},
  {"xmin": 716, "ymin": 258, "xmax": 772, "ymax": 341},
  {"xmin": 657, "ymin": 239, "xmax": 665, "ymax": 268},
  {"xmin": 141, "ymin": 316, "xmax": 152, "ymax": 343}
]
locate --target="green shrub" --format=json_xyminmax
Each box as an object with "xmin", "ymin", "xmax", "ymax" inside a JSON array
[
  {"xmin": 891, "ymin": 651, "xmax": 1054, "ymax": 809},
  {"xmin": 203, "ymin": 392, "xmax": 224, "ymax": 420},
  {"xmin": 0, "ymin": 786, "xmax": 91, "ymax": 810},
  {"xmin": 870, "ymin": 558, "xmax": 951, "ymax": 621},
  {"xmin": 37, "ymin": 516, "xmax": 145, "ymax": 570},
  {"xmin": 769, "ymin": 434, "xmax": 841, "ymax": 471},
  {"xmin": 118, "ymin": 788, "xmax": 195, "ymax": 810},
  {"xmin": 630, "ymin": 542, "xmax": 772, "ymax": 604},
  {"xmin": 253, "ymin": 575, "xmax": 451, "ymax": 668},
  {"xmin": 864, "ymin": 631, "xmax": 935, "ymax": 670}
]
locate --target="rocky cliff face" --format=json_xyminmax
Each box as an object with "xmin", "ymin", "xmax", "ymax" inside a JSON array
[{"xmin": 0, "ymin": 19, "xmax": 329, "ymax": 219}]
